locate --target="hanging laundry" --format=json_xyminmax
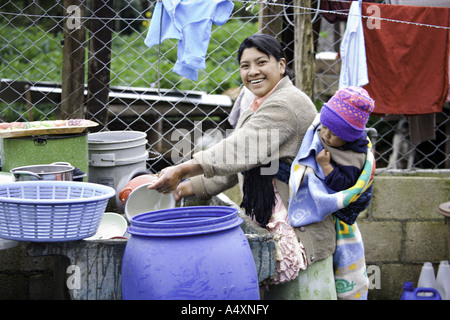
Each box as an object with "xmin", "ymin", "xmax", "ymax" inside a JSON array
[
  {"xmin": 339, "ymin": 0, "xmax": 369, "ymax": 89},
  {"xmin": 145, "ymin": 0, "xmax": 234, "ymax": 81},
  {"xmin": 319, "ymin": 0, "xmax": 376, "ymax": 24},
  {"xmin": 320, "ymin": 0, "xmax": 353, "ymax": 24},
  {"xmin": 361, "ymin": 3, "xmax": 450, "ymax": 116}
]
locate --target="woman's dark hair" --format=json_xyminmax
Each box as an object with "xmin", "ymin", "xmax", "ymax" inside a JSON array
[{"xmin": 237, "ymin": 33, "xmax": 294, "ymax": 79}]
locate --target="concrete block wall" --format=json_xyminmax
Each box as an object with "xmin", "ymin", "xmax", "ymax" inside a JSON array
[
  {"xmin": 359, "ymin": 170, "xmax": 450, "ymax": 300},
  {"xmin": 0, "ymin": 243, "xmax": 63, "ymax": 299}
]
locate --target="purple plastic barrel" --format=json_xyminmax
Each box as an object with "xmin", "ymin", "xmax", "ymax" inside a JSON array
[{"xmin": 121, "ymin": 206, "xmax": 260, "ymax": 300}]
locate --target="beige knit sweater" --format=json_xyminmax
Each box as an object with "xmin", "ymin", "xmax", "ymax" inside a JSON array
[{"xmin": 191, "ymin": 77, "xmax": 336, "ymax": 265}]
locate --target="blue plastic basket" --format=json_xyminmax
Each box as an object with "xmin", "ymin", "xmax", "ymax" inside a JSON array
[{"xmin": 0, "ymin": 181, "xmax": 116, "ymax": 242}]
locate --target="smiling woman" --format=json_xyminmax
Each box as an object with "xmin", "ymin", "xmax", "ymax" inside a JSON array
[
  {"xmin": 238, "ymin": 35, "xmax": 287, "ymax": 99},
  {"xmin": 238, "ymin": 48, "xmax": 285, "ymax": 98},
  {"xmin": 147, "ymin": 34, "xmax": 337, "ymax": 300}
]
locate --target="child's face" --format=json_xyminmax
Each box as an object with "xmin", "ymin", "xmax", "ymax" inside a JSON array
[{"xmin": 320, "ymin": 125, "xmax": 347, "ymax": 148}]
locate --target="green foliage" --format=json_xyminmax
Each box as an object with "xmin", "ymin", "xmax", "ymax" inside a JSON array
[
  {"xmin": 111, "ymin": 18, "xmax": 257, "ymax": 93},
  {"xmin": 0, "ymin": 26, "xmax": 63, "ymax": 82},
  {"xmin": 1, "ymin": 18, "xmax": 257, "ymax": 95},
  {"xmin": 0, "ymin": 16, "xmax": 257, "ymax": 122},
  {"xmin": 0, "ymin": 26, "xmax": 63, "ymax": 121}
]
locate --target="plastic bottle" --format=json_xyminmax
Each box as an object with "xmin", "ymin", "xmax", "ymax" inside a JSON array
[
  {"xmin": 435, "ymin": 261, "xmax": 450, "ymax": 300},
  {"xmin": 418, "ymin": 262, "xmax": 436, "ymax": 288},
  {"xmin": 400, "ymin": 282, "xmax": 441, "ymax": 300},
  {"xmin": 417, "ymin": 262, "xmax": 436, "ymax": 297},
  {"xmin": 401, "ymin": 282, "xmax": 415, "ymax": 300}
]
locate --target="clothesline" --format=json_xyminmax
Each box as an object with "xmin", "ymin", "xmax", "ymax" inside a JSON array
[
  {"xmin": 1, "ymin": 0, "xmax": 450, "ymax": 31},
  {"xmin": 242, "ymin": 0, "xmax": 450, "ymax": 30}
]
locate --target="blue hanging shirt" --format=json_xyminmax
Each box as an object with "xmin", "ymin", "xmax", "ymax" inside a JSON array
[{"xmin": 145, "ymin": 0, "xmax": 234, "ymax": 81}]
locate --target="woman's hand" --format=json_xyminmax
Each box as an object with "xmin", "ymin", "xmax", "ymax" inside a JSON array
[
  {"xmin": 147, "ymin": 159, "xmax": 204, "ymax": 194},
  {"xmin": 147, "ymin": 165, "xmax": 184, "ymax": 194},
  {"xmin": 173, "ymin": 180, "xmax": 194, "ymax": 202}
]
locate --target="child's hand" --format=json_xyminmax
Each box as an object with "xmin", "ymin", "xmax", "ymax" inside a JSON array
[
  {"xmin": 316, "ymin": 149, "xmax": 333, "ymax": 176},
  {"xmin": 316, "ymin": 149, "xmax": 331, "ymax": 166}
]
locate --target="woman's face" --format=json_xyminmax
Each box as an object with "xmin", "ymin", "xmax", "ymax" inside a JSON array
[{"xmin": 239, "ymin": 47, "xmax": 286, "ymax": 98}]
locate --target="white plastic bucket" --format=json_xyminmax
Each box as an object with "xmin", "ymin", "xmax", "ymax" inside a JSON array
[{"xmin": 88, "ymin": 131, "xmax": 149, "ymax": 212}]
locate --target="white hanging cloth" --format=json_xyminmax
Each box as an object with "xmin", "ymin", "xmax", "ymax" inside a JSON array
[{"xmin": 338, "ymin": 0, "xmax": 369, "ymax": 89}]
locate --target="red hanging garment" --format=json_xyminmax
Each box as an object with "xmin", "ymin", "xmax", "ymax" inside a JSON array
[{"xmin": 361, "ymin": 3, "xmax": 450, "ymax": 116}]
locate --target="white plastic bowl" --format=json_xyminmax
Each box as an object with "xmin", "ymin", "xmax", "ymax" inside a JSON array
[
  {"xmin": 124, "ymin": 183, "xmax": 175, "ymax": 221},
  {"xmin": 0, "ymin": 238, "xmax": 18, "ymax": 250},
  {"xmin": 86, "ymin": 212, "xmax": 128, "ymax": 240}
]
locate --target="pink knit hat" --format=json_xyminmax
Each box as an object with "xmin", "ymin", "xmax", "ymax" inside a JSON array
[{"xmin": 320, "ymin": 86, "xmax": 375, "ymax": 142}]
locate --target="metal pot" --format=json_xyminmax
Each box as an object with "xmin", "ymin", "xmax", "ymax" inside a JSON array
[
  {"xmin": 1, "ymin": 133, "xmax": 89, "ymax": 182},
  {"xmin": 10, "ymin": 162, "xmax": 75, "ymax": 181}
]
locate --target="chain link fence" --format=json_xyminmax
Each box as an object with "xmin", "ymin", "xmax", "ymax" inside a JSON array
[{"xmin": 1, "ymin": 0, "xmax": 449, "ymax": 172}]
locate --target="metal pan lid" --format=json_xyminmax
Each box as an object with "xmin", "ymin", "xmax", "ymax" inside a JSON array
[{"xmin": 438, "ymin": 202, "xmax": 450, "ymax": 217}]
